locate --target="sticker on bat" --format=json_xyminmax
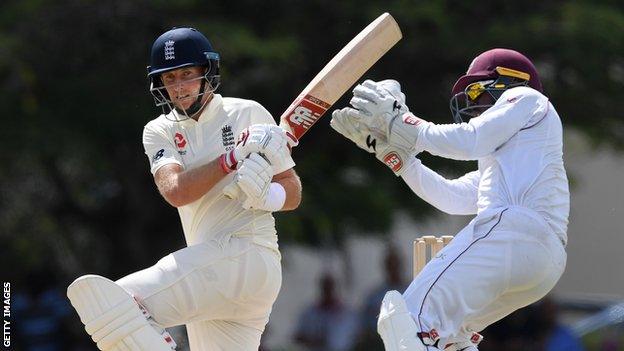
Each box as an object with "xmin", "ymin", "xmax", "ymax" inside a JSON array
[{"xmin": 285, "ymin": 95, "xmax": 330, "ymax": 138}]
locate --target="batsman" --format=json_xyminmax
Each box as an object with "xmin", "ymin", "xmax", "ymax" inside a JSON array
[
  {"xmin": 332, "ymin": 48, "xmax": 569, "ymax": 350},
  {"xmin": 67, "ymin": 27, "xmax": 301, "ymax": 350}
]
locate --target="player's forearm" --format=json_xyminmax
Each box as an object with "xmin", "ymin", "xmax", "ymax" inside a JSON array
[
  {"xmin": 162, "ymin": 159, "xmax": 228, "ymax": 207},
  {"xmin": 415, "ymin": 123, "xmax": 481, "ymax": 160},
  {"xmin": 401, "ymin": 159, "xmax": 478, "ymax": 215},
  {"xmin": 273, "ymin": 170, "xmax": 302, "ymax": 211},
  {"xmin": 417, "ymin": 91, "xmax": 540, "ymax": 160}
]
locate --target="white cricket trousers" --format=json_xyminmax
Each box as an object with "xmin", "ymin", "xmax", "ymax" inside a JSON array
[
  {"xmin": 403, "ymin": 206, "xmax": 567, "ymax": 348},
  {"xmin": 116, "ymin": 236, "xmax": 282, "ymax": 351}
]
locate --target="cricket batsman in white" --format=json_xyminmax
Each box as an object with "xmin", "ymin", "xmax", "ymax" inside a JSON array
[
  {"xmin": 331, "ymin": 48, "xmax": 569, "ymax": 350},
  {"xmin": 66, "ymin": 27, "xmax": 301, "ymax": 350}
]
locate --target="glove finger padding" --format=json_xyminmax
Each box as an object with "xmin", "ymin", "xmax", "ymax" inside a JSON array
[
  {"xmin": 330, "ymin": 108, "xmax": 377, "ymax": 154},
  {"xmin": 261, "ymin": 142, "xmax": 289, "ymax": 170},
  {"xmin": 349, "ymin": 96, "xmax": 375, "ymax": 116},
  {"xmin": 246, "ymin": 125, "xmax": 273, "ymax": 147},
  {"xmin": 353, "ymin": 82, "xmax": 385, "ymax": 103},
  {"xmin": 236, "ymin": 124, "xmax": 283, "ymax": 155},
  {"xmin": 236, "ymin": 153, "xmax": 272, "ymax": 200},
  {"xmin": 331, "ymin": 108, "xmax": 358, "ymax": 135},
  {"xmin": 231, "ymin": 125, "xmax": 270, "ymax": 167},
  {"xmin": 349, "ymin": 79, "xmax": 409, "ymax": 138},
  {"xmin": 262, "ymin": 127, "xmax": 297, "ymax": 170},
  {"xmin": 374, "ymin": 79, "xmax": 406, "ymax": 106}
]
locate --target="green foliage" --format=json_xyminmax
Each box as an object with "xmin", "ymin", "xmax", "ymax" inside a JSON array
[{"xmin": 1, "ymin": 0, "xmax": 622, "ymax": 282}]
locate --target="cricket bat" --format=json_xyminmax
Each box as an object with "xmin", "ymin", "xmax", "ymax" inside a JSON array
[
  {"xmin": 224, "ymin": 13, "xmax": 402, "ymax": 199},
  {"xmin": 279, "ymin": 12, "xmax": 402, "ymax": 139}
]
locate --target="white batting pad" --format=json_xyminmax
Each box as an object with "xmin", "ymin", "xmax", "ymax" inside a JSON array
[
  {"xmin": 377, "ymin": 290, "xmax": 427, "ymax": 351},
  {"xmin": 67, "ymin": 275, "xmax": 175, "ymax": 351}
]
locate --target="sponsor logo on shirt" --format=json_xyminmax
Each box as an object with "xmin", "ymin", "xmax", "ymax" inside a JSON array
[
  {"xmin": 174, "ymin": 132, "xmax": 187, "ymax": 155},
  {"xmin": 222, "ymin": 125, "xmax": 235, "ymax": 151},
  {"xmin": 153, "ymin": 149, "xmax": 165, "ymax": 162},
  {"xmin": 507, "ymin": 95, "xmax": 521, "ymax": 103}
]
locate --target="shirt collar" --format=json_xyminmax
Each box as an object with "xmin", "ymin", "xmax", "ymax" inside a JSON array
[{"xmin": 196, "ymin": 94, "xmax": 223, "ymax": 123}]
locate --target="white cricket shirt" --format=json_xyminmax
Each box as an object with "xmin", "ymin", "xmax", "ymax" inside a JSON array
[
  {"xmin": 142, "ymin": 94, "xmax": 295, "ymax": 250},
  {"xmin": 403, "ymin": 87, "xmax": 570, "ymax": 244}
]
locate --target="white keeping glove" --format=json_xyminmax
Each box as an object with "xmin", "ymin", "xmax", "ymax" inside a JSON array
[
  {"xmin": 330, "ymin": 107, "xmax": 379, "ymax": 154},
  {"xmin": 233, "ymin": 153, "xmax": 273, "ymax": 210},
  {"xmin": 331, "ymin": 107, "xmax": 415, "ymax": 176},
  {"xmin": 350, "ymin": 79, "xmax": 409, "ymax": 135},
  {"xmin": 220, "ymin": 124, "xmax": 298, "ymax": 173},
  {"xmin": 350, "ymin": 79, "xmax": 429, "ymax": 158},
  {"xmin": 368, "ymin": 133, "xmax": 414, "ymax": 176}
]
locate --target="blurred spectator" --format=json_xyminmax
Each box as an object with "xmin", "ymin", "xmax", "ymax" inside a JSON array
[
  {"xmin": 293, "ymin": 273, "xmax": 359, "ymax": 351},
  {"xmin": 539, "ymin": 297, "xmax": 585, "ymax": 351},
  {"xmin": 12, "ymin": 270, "xmax": 87, "ymax": 350},
  {"xmin": 354, "ymin": 245, "xmax": 407, "ymax": 351},
  {"xmin": 481, "ymin": 296, "xmax": 584, "ymax": 351}
]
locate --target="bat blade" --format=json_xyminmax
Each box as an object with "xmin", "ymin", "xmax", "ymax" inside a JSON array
[
  {"xmin": 223, "ymin": 13, "xmax": 401, "ymax": 200},
  {"xmin": 279, "ymin": 13, "xmax": 402, "ymax": 139}
]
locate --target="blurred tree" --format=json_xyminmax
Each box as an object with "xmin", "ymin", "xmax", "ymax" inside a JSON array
[{"xmin": 0, "ymin": 0, "xmax": 622, "ymax": 283}]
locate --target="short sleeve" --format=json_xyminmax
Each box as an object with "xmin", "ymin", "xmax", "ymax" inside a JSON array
[{"xmin": 142, "ymin": 122, "xmax": 183, "ymax": 175}]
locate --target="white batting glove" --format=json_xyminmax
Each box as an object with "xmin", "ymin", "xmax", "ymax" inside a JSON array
[
  {"xmin": 255, "ymin": 125, "xmax": 298, "ymax": 171},
  {"xmin": 219, "ymin": 124, "xmax": 298, "ymax": 173},
  {"xmin": 350, "ymin": 79, "xmax": 409, "ymax": 135},
  {"xmin": 233, "ymin": 153, "xmax": 273, "ymax": 210}
]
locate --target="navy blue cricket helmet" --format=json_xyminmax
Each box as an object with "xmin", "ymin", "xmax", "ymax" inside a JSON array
[{"xmin": 148, "ymin": 27, "xmax": 220, "ymax": 118}]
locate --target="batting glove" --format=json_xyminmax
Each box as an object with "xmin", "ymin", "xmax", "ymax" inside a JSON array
[
  {"xmin": 220, "ymin": 124, "xmax": 298, "ymax": 173},
  {"xmin": 233, "ymin": 153, "xmax": 273, "ymax": 210}
]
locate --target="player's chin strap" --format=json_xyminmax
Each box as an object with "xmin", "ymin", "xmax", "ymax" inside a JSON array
[{"xmin": 175, "ymin": 78, "xmax": 208, "ymax": 118}]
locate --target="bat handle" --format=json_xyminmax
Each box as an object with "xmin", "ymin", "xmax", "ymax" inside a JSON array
[{"xmin": 223, "ymin": 182, "xmax": 241, "ymax": 199}]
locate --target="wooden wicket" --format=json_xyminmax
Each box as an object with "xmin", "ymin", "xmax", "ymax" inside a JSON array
[{"xmin": 413, "ymin": 235, "xmax": 453, "ymax": 278}]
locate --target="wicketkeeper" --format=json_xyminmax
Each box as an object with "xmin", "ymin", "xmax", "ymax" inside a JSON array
[{"xmin": 332, "ymin": 48, "xmax": 569, "ymax": 350}]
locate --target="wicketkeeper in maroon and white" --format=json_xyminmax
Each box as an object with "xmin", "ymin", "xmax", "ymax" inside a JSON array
[{"xmin": 331, "ymin": 48, "xmax": 569, "ymax": 350}]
